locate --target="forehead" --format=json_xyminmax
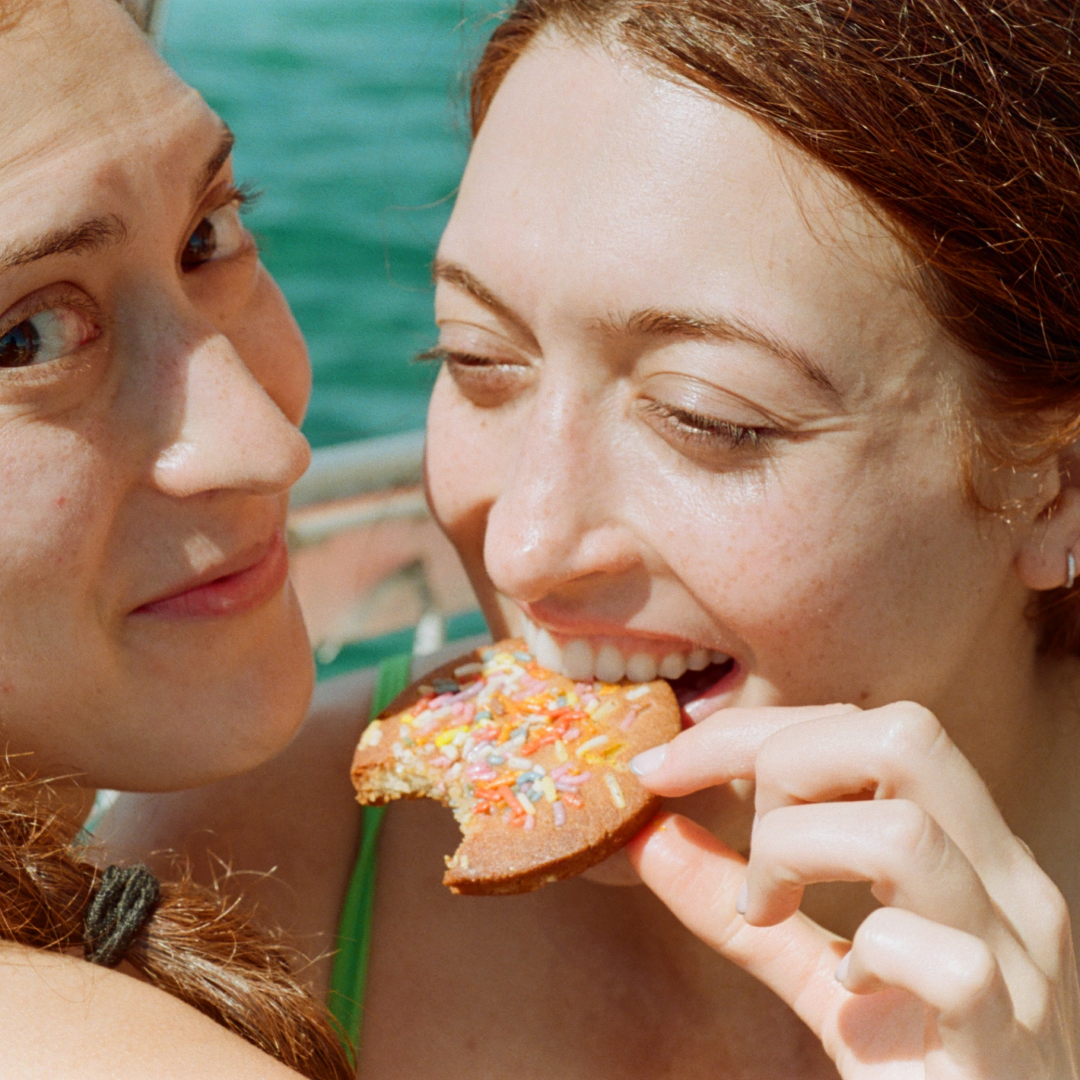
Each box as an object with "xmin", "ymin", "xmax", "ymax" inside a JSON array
[
  {"xmin": 0, "ymin": 0, "xmax": 217, "ymax": 218},
  {"xmin": 444, "ymin": 33, "xmax": 946, "ymax": 397}
]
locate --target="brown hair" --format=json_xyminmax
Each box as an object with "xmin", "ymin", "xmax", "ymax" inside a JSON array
[
  {"xmin": 471, "ymin": 0, "xmax": 1080, "ymax": 653},
  {"xmin": 0, "ymin": 766, "xmax": 351, "ymax": 1079}
]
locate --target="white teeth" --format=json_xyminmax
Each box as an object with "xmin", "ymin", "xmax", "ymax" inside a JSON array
[
  {"xmin": 560, "ymin": 639, "xmax": 595, "ymax": 681},
  {"xmin": 516, "ymin": 614, "xmax": 729, "ymax": 683},
  {"xmin": 659, "ymin": 652, "xmax": 687, "ymax": 680},
  {"xmin": 594, "ymin": 644, "xmax": 626, "ymax": 683},
  {"xmin": 534, "ymin": 627, "xmax": 562, "ymax": 672},
  {"xmin": 625, "ymin": 653, "xmax": 658, "ymax": 683},
  {"xmin": 686, "ymin": 648, "xmax": 710, "ymax": 671}
]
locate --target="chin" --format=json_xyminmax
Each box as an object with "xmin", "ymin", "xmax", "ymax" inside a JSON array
[{"xmin": 99, "ymin": 594, "xmax": 316, "ymax": 791}]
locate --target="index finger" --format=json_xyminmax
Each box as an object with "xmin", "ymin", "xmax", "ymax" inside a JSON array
[{"xmin": 630, "ymin": 704, "xmax": 860, "ymax": 796}]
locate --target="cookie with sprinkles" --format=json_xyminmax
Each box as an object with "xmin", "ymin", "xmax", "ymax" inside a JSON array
[{"xmin": 350, "ymin": 638, "xmax": 680, "ymax": 894}]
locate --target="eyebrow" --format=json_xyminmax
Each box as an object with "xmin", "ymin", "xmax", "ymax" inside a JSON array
[
  {"xmin": 433, "ymin": 259, "xmax": 530, "ymax": 337},
  {"xmin": 610, "ymin": 309, "xmax": 841, "ymax": 400},
  {"xmin": 433, "ymin": 258, "xmax": 841, "ymax": 400},
  {"xmin": 0, "ymin": 126, "xmax": 237, "ymax": 277},
  {"xmin": 0, "ymin": 215, "xmax": 129, "ymax": 274}
]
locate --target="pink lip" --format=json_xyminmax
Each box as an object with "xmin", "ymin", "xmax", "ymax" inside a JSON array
[{"xmin": 132, "ymin": 530, "xmax": 289, "ymax": 619}]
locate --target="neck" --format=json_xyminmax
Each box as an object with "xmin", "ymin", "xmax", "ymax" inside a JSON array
[{"xmin": 931, "ymin": 602, "xmax": 1080, "ymax": 867}]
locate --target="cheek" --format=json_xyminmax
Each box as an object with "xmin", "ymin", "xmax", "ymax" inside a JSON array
[
  {"xmin": 0, "ymin": 424, "xmax": 120, "ymax": 714},
  {"xmin": 0, "ymin": 425, "xmax": 115, "ymax": 597},
  {"xmin": 656, "ymin": 443, "xmax": 992, "ymax": 698},
  {"xmin": 426, "ymin": 370, "xmax": 511, "ymax": 533}
]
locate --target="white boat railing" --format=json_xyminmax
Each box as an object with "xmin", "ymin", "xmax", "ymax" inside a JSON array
[
  {"xmin": 290, "ymin": 429, "xmax": 425, "ymax": 509},
  {"xmin": 286, "ymin": 430, "xmax": 476, "ymax": 660}
]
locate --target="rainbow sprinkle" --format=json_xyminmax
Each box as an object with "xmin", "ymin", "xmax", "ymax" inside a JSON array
[{"xmin": 380, "ymin": 643, "xmax": 642, "ymax": 829}]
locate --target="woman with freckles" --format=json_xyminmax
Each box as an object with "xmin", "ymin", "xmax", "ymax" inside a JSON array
[
  {"xmin": 0, "ymin": 0, "xmax": 354, "ymax": 1075},
  {"xmin": 113, "ymin": 0, "xmax": 1080, "ymax": 1076}
]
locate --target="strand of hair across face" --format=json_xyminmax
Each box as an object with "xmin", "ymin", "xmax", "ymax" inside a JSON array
[{"xmin": 0, "ymin": 762, "xmax": 353, "ymax": 1080}]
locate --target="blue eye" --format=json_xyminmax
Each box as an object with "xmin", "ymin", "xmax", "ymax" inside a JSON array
[
  {"xmin": 0, "ymin": 307, "xmax": 96, "ymax": 369},
  {"xmin": 0, "ymin": 321, "xmax": 38, "ymax": 368}
]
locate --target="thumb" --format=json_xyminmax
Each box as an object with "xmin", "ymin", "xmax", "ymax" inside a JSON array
[{"xmin": 628, "ymin": 812, "xmax": 848, "ymax": 1037}]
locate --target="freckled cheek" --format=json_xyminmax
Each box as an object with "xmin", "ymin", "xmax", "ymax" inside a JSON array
[
  {"xmin": 425, "ymin": 373, "xmax": 511, "ymax": 540},
  {"xmin": 0, "ymin": 459, "xmax": 111, "ymax": 615},
  {"xmin": 657, "ymin": 477, "xmax": 898, "ymax": 643}
]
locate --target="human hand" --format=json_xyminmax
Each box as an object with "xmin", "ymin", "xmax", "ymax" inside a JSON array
[{"xmin": 626, "ymin": 703, "xmax": 1080, "ymax": 1077}]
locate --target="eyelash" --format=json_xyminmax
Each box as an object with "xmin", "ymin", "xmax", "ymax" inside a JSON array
[
  {"xmin": 640, "ymin": 400, "xmax": 774, "ymax": 450},
  {"xmin": 222, "ymin": 181, "xmax": 261, "ymax": 213},
  {"xmin": 421, "ymin": 347, "xmax": 777, "ymax": 453},
  {"xmin": 415, "ymin": 346, "xmax": 495, "ymax": 367}
]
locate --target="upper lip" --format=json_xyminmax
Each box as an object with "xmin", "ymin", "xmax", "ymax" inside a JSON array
[
  {"xmin": 132, "ymin": 531, "xmax": 281, "ymax": 613},
  {"xmin": 521, "ymin": 602, "xmax": 727, "ymax": 654}
]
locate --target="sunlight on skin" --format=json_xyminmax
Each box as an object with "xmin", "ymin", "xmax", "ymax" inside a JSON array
[
  {"xmin": 0, "ymin": 0, "xmax": 314, "ymax": 792},
  {"xmin": 424, "ymin": 32, "xmax": 1080, "ymax": 1076}
]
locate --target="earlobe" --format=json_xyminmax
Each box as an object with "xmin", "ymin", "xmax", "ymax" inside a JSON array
[{"xmin": 1016, "ymin": 483, "xmax": 1080, "ymax": 592}]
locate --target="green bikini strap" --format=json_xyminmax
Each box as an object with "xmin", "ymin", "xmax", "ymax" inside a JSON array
[{"xmin": 328, "ymin": 651, "xmax": 413, "ymax": 1054}]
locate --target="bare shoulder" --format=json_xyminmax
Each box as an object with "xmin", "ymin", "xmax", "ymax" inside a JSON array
[{"xmin": 0, "ymin": 943, "xmax": 301, "ymax": 1078}]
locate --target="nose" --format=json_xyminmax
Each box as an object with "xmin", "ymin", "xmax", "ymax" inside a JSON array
[
  {"xmin": 483, "ymin": 385, "xmax": 643, "ymax": 604},
  {"xmin": 149, "ymin": 325, "xmax": 311, "ymax": 499}
]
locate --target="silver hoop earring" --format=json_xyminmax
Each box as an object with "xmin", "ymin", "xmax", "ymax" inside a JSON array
[{"xmin": 1067, "ymin": 551, "xmax": 1076, "ymax": 590}]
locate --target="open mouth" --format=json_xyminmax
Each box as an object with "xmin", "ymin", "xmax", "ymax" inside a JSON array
[
  {"xmin": 662, "ymin": 657, "xmax": 737, "ymax": 707},
  {"xmin": 518, "ymin": 612, "xmax": 737, "ymax": 708}
]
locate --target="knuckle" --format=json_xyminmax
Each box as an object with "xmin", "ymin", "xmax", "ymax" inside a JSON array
[
  {"xmin": 1040, "ymin": 880, "xmax": 1071, "ymax": 941},
  {"xmin": 941, "ymin": 938, "xmax": 999, "ymax": 1020},
  {"xmin": 1028, "ymin": 870, "xmax": 1072, "ymax": 960},
  {"xmin": 884, "ymin": 798, "xmax": 944, "ymax": 866},
  {"xmin": 854, "ymin": 905, "xmax": 905, "ymax": 951},
  {"xmin": 879, "ymin": 702, "xmax": 946, "ymax": 766},
  {"xmin": 746, "ymin": 811, "xmax": 802, "ymax": 886},
  {"xmin": 747, "ymin": 809, "xmax": 784, "ymax": 860},
  {"xmin": 753, "ymin": 735, "xmax": 791, "ymax": 793}
]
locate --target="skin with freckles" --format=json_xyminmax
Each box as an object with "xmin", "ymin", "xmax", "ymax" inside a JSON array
[
  {"xmin": 421, "ymin": 36, "xmax": 1080, "ymax": 1076},
  {"xmin": 428, "ymin": 41, "xmax": 1035, "ymax": 730},
  {"xmin": 0, "ymin": 1, "xmax": 322, "ymax": 1074},
  {"xmin": 0, "ymin": 0, "xmax": 314, "ymax": 793},
  {"xmin": 105, "ymin": 28, "xmax": 1080, "ymax": 1080}
]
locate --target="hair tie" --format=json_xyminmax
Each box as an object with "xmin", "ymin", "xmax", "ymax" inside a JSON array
[{"xmin": 84, "ymin": 865, "xmax": 161, "ymax": 967}]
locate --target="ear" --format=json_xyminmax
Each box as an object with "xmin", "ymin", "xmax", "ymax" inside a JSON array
[{"xmin": 1016, "ymin": 448, "xmax": 1080, "ymax": 591}]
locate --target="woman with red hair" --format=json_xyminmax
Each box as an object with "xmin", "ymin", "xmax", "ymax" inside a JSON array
[{"xmin": 127, "ymin": 1, "xmax": 1080, "ymax": 1075}]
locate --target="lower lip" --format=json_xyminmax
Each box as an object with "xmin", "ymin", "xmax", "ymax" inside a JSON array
[
  {"xmin": 678, "ymin": 661, "xmax": 744, "ymax": 725},
  {"xmin": 133, "ymin": 533, "xmax": 290, "ymax": 619}
]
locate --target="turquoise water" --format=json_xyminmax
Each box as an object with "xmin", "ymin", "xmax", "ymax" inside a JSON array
[{"xmin": 164, "ymin": 0, "xmax": 503, "ymax": 449}]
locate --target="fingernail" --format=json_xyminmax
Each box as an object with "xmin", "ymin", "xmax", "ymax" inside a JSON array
[
  {"xmin": 736, "ymin": 881, "xmax": 748, "ymax": 915},
  {"xmin": 630, "ymin": 745, "xmax": 667, "ymax": 776},
  {"xmin": 834, "ymin": 953, "xmax": 851, "ymax": 983}
]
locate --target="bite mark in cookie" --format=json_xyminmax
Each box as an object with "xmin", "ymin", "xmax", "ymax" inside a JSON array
[{"xmin": 350, "ymin": 639, "xmax": 680, "ymax": 894}]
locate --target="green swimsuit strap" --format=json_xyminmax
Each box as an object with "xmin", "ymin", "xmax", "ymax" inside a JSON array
[{"xmin": 328, "ymin": 652, "xmax": 413, "ymax": 1053}]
